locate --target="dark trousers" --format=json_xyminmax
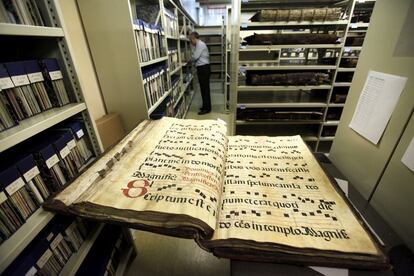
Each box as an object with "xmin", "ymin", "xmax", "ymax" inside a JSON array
[{"xmin": 196, "ymin": 64, "xmax": 211, "ymax": 111}]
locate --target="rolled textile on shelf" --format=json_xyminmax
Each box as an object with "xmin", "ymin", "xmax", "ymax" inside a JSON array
[
  {"xmin": 249, "ymin": 8, "xmax": 342, "ymax": 22},
  {"xmin": 249, "ymin": 72, "xmax": 331, "ymax": 86},
  {"xmin": 244, "ymin": 33, "xmax": 339, "ymax": 45}
]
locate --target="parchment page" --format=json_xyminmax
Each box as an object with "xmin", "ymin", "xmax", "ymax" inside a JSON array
[
  {"xmin": 213, "ymin": 135, "xmax": 379, "ymax": 255},
  {"xmin": 74, "ymin": 118, "xmax": 227, "ymax": 229}
]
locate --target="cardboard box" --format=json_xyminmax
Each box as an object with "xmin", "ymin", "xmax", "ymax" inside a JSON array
[{"xmin": 96, "ymin": 113, "xmax": 125, "ymax": 150}]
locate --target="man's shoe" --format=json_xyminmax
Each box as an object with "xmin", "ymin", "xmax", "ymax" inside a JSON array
[{"xmin": 198, "ymin": 110, "xmax": 211, "ymax": 115}]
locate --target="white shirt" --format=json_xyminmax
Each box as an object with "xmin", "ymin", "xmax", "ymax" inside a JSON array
[{"xmin": 192, "ymin": 40, "xmax": 210, "ymax": 67}]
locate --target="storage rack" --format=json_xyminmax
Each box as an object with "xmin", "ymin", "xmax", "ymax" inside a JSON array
[
  {"xmin": 0, "ymin": 0, "xmax": 136, "ymax": 273},
  {"xmin": 229, "ymin": 0, "xmax": 375, "ymax": 152},
  {"xmin": 224, "ymin": 7, "xmax": 232, "ymax": 113},
  {"xmin": 77, "ymin": 0, "xmax": 196, "ymax": 132}
]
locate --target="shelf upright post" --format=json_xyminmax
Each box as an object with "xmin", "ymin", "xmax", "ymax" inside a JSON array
[
  {"xmin": 316, "ymin": 0, "xmax": 357, "ymax": 151},
  {"xmin": 229, "ymin": 0, "xmax": 242, "ymax": 135},
  {"xmin": 44, "ymin": 0, "xmax": 103, "ymax": 154}
]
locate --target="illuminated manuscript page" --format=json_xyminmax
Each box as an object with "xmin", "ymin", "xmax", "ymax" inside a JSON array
[
  {"xmin": 73, "ymin": 118, "xmax": 227, "ymax": 229},
  {"xmin": 212, "ymin": 135, "xmax": 379, "ymax": 255}
]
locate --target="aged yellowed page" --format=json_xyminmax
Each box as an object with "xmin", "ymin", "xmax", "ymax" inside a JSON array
[
  {"xmin": 70, "ymin": 118, "xmax": 228, "ymax": 230},
  {"xmin": 212, "ymin": 135, "xmax": 379, "ymax": 255}
]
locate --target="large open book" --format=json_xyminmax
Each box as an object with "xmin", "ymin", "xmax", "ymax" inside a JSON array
[{"xmin": 44, "ymin": 118, "xmax": 389, "ymax": 269}]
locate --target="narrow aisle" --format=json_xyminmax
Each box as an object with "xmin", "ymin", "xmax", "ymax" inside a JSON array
[{"xmin": 185, "ymin": 81, "xmax": 231, "ymax": 127}]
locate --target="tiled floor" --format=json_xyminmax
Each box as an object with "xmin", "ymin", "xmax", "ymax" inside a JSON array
[
  {"xmin": 125, "ymin": 81, "xmax": 231, "ymax": 276},
  {"xmin": 186, "ymin": 81, "xmax": 232, "ymax": 134}
]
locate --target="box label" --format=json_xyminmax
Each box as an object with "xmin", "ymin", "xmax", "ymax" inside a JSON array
[
  {"xmin": 0, "ymin": 77, "xmax": 14, "ymax": 89},
  {"xmin": 28, "ymin": 72, "xmax": 44, "ymax": 83},
  {"xmin": 67, "ymin": 139, "xmax": 76, "ymax": 150},
  {"xmin": 49, "ymin": 70, "xmax": 63, "ymax": 80},
  {"xmin": 23, "ymin": 166, "xmax": 40, "ymax": 182},
  {"xmin": 60, "ymin": 146, "xmax": 70, "ymax": 159},
  {"xmin": 50, "ymin": 233, "xmax": 63, "ymax": 250},
  {"xmin": 5, "ymin": 177, "xmax": 26, "ymax": 195},
  {"xmin": 11, "ymin": 75, "xmax": 30, "ymax": 86},
  {"xmin": 46, "ymin": 154, "xmax": 59, "ymax": 169},
  {"xmin": 36, "ymin": 249, "xmax": 52, "ymax": 268},
  {"xmin": 0, "ymin": 192, "xmax": 7, "ymax": 204}
]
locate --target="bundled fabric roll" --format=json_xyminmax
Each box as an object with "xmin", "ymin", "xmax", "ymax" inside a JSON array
[
  {"xmin": 237, "ymin": 108, "xmax": 324, "ymax": 121},
  {"xmin": 250, "ymin": 8, "xmax": 342, "ymax": 22},
  {"xmin": 249, "ymin": 72, "xmax": 331, "ymax": 86},
  {"xmin": 340, "ymin": 58, "xmax": 358, "ymax": 68},
  {"xmin": 244, "ymin": 33, "xmax": 339, "ymax": 45}
]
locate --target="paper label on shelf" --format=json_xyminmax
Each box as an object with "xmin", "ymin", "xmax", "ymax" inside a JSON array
[
  {"xmin": 241, "ymin": 23, "xmax": 248, "ymax": 28},
  {"xmin": 36, "ymin": 249, "xmax": 53, "ymax": 268},
  {"xmin": 46, "ymin": 154, "xmax": 60, "ymax": 169},
  {"xmin": 76, "ymin": 129, "xmax": 84, "ymax": 139},
  {"xmin": 46, "ymin": 232, "xmax": 54, "ymax": 241},
  {"xmin": 23, "ymin": 166, "xmax": 40, "ymax": 182},
  {"xmin": 240, "ymin": 105, "xmax": 246, "ymax": 110},
  {"xmin": 50, "ymin": 233, "xmax": 64, "ymax": 250},
  {"xmin": 28, "ymin": 72, "xmax": 44, "ymax": 83},
  {"xmin": 5, "ymin": 177, "xmax": 26, "ymax": 195},
  {"xmin": 299, "ymin": 53, "xmax": 305, "ymax": 57},
  {"xmin": 11, "ymin": 75, "xmax": 30, "ymax": 86},
  {"xmin": 344, "ymin": 47, "xmax": 351, "ymax": 52},
  {"xmin": 0, "ymin": 76, "xmax": 15, "ymax": 89},
  {"xmin": 60, "ymin": 146, "xmax": 70, "ymax": 159},
  {"xmin": 0, "ymin": 192, "xmax": 7, "ymax": 204},
  {"xmin": 25, "ymin": 267, "xmax": 37, "ymax": 276},
  {"xmin": 49, "ymin": 70, "xmax": 63, "ymax": 80},
  {"xmin": 350, "ymin": 23, "xmax": 358, "ymax": 29},
  {"xmin": 67, "ymin": 139, "xmax": 77, "ymax": 150}
]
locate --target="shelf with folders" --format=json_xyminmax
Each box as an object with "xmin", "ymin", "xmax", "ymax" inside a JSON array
[
  {"xmin": 229, "ymin": 0, "xmax": 375, "ymax": 152},
  {"xmin": 0, "ymin": 0, "xmax": 104, "ymax": 273},
  {"xmin": 77, "ymin": 0, "xmax": 196, "ymax": 130}
]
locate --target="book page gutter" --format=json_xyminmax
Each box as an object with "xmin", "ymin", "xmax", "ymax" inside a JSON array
[
  {"xmin": 213, "ymin": 135, "xmax": 379, "ymax": 255},
  {"xmin": 76, "ymin": 118, "xmax": 227, "ymax": 230}
]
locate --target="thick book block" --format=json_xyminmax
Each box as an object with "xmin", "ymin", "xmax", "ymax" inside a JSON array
[{"xmin": 44, "ymin": 118, "xmax": 390, "ymax": 270}]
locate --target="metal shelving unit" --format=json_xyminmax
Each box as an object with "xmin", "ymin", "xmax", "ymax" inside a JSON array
[
  {"xmin": 0, "ymin": 208, "xmax": 54, "ymax": 272},
  {"xmin": 229, "ymin": 0, "xmax": 376, "ymax": 153},
  {"xmin": 0, "ymin": 103, "xmax": 87, "ymax": 152},
  {"xmin": 77, "ymin": 0, "xmax": 196, "ymax": 130},
  {"xmin": 139, "ymin": 56, "xmax": 169, "ymax": 68},
  {"xmin": 58, "ymin": 224, "xmax": 105, "ymax": 276},
  {"xmin": 0, "ymin": 23, "xmax": 65, "ymax": 37},
  {"xmin": 0, "ymin": 0, "xmax": 105, "ymax": 273}
]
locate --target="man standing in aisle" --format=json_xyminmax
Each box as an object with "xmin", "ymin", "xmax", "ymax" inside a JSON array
[{"xmin": 190, "ymin": 31, "xmax": 211, "ymax": 115}]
